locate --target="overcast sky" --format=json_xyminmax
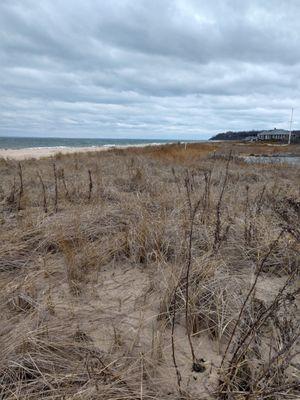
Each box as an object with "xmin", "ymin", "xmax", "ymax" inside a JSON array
[{"xmin": 0, "ymin": 0, "xmax": 299, "ymax": 139}]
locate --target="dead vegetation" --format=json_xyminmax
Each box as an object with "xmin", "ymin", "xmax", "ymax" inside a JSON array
[{"xmin": 0, "ymin": 142, "xmax": 299, "ymax": 399}]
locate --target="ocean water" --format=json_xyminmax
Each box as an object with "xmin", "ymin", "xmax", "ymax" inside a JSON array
[{"xmin": 0, "ymin": 136, "xmax": 180, "ymax": 150}]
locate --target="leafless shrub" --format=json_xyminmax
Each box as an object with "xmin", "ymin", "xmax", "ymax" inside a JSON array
[
  {"xmin": 213, "ymin": 151, "xmax": 232, "ymax": 251},
  {"xmin": 88, "ymin": 169, "xmax": 93, "ymax": 201},
  {"xmin": 37, "ymin": 171, "xmax": 48, "ymax": 213},
  {"xmin": 17, "ymin": 162, "xmax": 24, "ymax": 211},
  {"xmin": 217, "ymin": 231, "xmax": 299, "ymax": 399},
  {"xmin": 52, "ymin": 162, "xmax": 58, "ymax": 213},
  {"xmin": 60, "ymin": 167, "xmax": 71, "ymax": 202}
]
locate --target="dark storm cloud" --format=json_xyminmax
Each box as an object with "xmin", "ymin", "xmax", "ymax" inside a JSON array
[{"xmin": 0, "ymin": 0, "xmax": 299, "ymax": 139}]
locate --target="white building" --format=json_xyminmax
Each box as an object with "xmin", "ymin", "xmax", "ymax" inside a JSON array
[{"xmin": 257, "ymin": 129, "xmax": 292, "ymax": 141}]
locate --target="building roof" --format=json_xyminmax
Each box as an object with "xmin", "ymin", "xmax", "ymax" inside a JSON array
[{"xmin": 257, "ymin": 129, "xmax": 289, "ymax": 137}]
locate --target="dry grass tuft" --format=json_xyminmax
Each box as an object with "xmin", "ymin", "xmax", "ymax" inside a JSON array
[{"xmin": 0, "ymin": 142, "xmax": 299, "ymax": 399}]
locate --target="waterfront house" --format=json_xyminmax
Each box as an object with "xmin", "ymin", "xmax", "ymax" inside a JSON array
[{"xmin": 257, "ymin": 129, "xmax": 292, "ymax": 141}]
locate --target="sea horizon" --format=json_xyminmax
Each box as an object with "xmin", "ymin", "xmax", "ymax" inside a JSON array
[{"xmin": 0, "ymin": 136, "xmax": 207, "ymax": 150}]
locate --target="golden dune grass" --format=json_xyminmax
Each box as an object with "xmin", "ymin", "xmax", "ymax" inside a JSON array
[{"xmin": 0, "ymin": 143, "xmax": 299, "ymax": 399}]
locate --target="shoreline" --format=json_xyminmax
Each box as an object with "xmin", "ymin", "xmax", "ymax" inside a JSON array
[
  {"xmin": 0, "ymin": 142, "xmax": 169, "ymax": 160},
  {"xmin": 1, "ymin": 141, "xmax": 299, "ymax": 161},
  {"xmin": 0, "ymin": 146, "xmax": 109, "ymax": 160}
]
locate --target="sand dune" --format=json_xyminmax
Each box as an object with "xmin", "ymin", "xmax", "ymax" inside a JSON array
[{"xmin": 0, "ymin": 142, "xmax": 299, "ymax": 399}]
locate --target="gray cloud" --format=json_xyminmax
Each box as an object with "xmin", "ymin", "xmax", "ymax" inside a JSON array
[{"xmin": 0, "ymin": 0, "xmax": 299, "ymax": 139}]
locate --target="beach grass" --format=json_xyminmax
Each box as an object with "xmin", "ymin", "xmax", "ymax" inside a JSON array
[{"xmin": 0, "ymin": 142, "xmax": 299, "ymax": 399}]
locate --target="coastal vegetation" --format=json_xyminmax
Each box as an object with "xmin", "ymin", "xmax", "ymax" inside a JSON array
[
  {"xmin": 210, "ymin": 129, "xmax": 300, "ymax": 141},
  {"xmin": 0, "ymin": 142, "xmax": 299, "ymax": 399}
]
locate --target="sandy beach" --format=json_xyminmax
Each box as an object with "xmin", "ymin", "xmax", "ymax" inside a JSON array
[
  {"xmin": 0, "ymin": 146, "xmax": 109, "ymax": 160},
  {"xmin": 0, "ymin": 142, "xmax": 171, "ymax": 160}
]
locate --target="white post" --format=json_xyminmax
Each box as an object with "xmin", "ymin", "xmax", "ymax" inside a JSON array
[{"xmin": 288, "ymin": 108, "xmax": 294, "ymax": 145}]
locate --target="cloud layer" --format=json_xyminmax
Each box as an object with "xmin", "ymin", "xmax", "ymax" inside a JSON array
[{"xmin": 0, "ymin": 0, "xmax": 299, "ymax": 139}]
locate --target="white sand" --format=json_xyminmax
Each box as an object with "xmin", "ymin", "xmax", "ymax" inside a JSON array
[{"xmin": 0, "ymin": 146, "xmax": 109, "ymax": 160}]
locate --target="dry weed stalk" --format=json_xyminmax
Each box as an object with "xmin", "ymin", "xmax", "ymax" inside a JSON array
[
  {"xmin": 220, "ymin": 229, "xmax": 286, "ymax": 369},
  {"xmin": 217, "ymin": 228, "xmax": 300, "ymax": 399},
  {"xmin": 53, "ymin": 162, "xmax": 58, "ymax": 213},
  {"xmin": 60, "ymin": 167, "xmax": 71, "ymax": 202},
  {"xmin": 37, "ymin": 171, "xmax": 48, "ymax": 213},
  {"xmin": 244, "ymin": 185, "xmax": 252, "ymax": 245},
  {"xmin": 171, "ymin": 166, "xmax": 181, "ymax": 194},
  {"xmin": 17, "ymin": 162, "xmax": 23, "ymax": 211},
  {"xmin": 200, "ymin": 169, "xmax": 212, "ymax": 224},
  {"xmin": 213, "ymin": 151, "xmax": 232, "ymax": 251},
  {"xmin": 88, "ymin": 169, "xmax": 93, "ymax": 201},
  {"xmin": 171, "ymin": 295, "xmax": 182, "ymax": 394},
  {"xmin": 184, "ymin": 170, "xmax": 201, "ymax": 364}
]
